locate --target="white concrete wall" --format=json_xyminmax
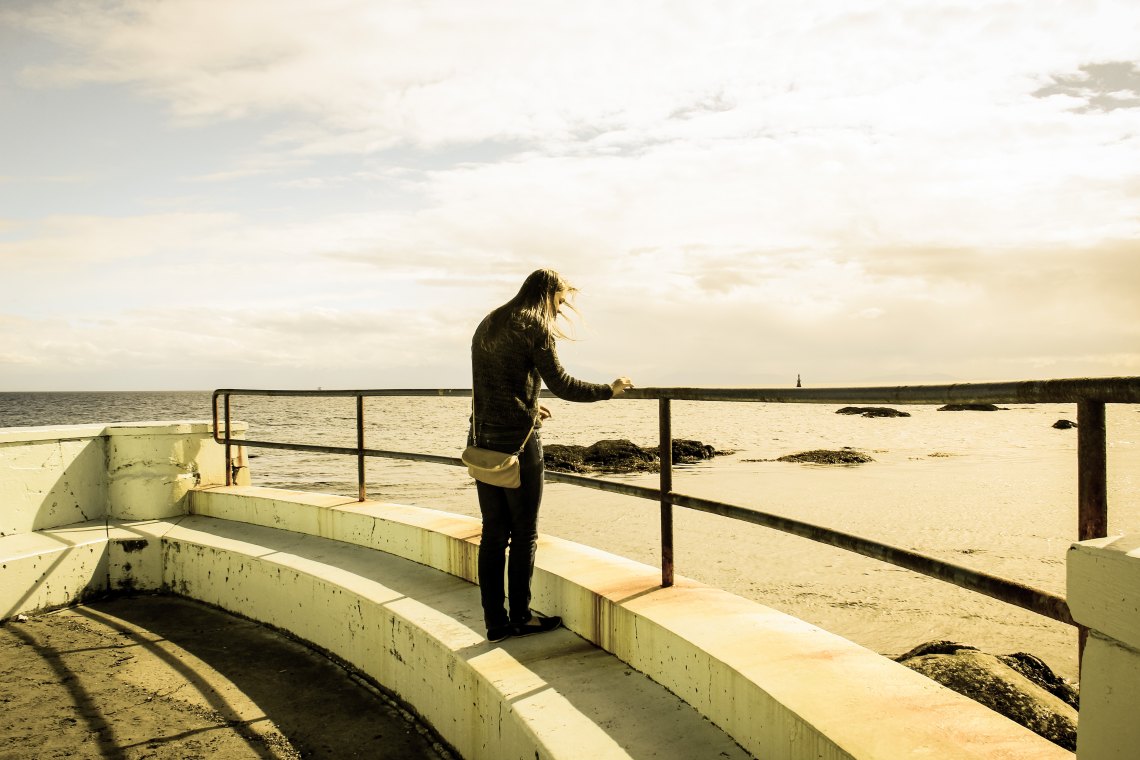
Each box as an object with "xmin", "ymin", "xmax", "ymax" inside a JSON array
[
  {"xmin": 0, "ymin": 422, "xmax": 244, "ymax": 536},
  {"xmin": 0, "ymin": 522, "xmax": 111, "ymax": 617},
  {"xmin": 1068, "ymin": 535, "xmax": 1140, "ymax": 760},
  {"xmin": 0, "ymin": 422, "xmax": 242, "ymax": 617},
  {"xmin": 0, "ymin": 426, "xmax": 108, "ymax": 535},
  {"xmin": 105, "ymin": 422, "xmax": 235, "ymax": 520}
]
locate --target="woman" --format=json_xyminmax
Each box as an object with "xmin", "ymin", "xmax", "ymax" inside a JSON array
[{"xmin": 470, "ymin": 269, "xmax": 632, "ymax": 642}]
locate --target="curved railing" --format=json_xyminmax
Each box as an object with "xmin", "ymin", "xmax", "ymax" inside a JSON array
[{"xmin": 212, "ymin": 377, "xmax": 1140, "ymax": 636}]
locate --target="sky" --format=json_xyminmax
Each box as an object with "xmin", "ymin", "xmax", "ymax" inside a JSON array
[{"xmin": 1, "ymin": 1, "xmax": 1139, "ymax": 392}]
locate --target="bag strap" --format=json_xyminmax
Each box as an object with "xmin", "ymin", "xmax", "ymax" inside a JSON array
[
  {"xmin": 515, "ymin": 425, "xmax": 535, "ymax": 456},
  {"xmin": 471, "ymin": 388, "xmax": 535, "ymax": 455}
]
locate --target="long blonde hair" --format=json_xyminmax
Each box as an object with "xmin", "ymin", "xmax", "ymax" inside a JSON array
[{"xmin": 479, "ymin": 269, "xmax": 579, "ymax": 349}]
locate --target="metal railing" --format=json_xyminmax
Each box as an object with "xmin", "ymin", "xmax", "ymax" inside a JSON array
[{"xmin": 212, "ymin": 377, "xmax": 1140, "ymax": 637}]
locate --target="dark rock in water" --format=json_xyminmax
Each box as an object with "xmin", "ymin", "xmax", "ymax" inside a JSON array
[
  {"xmin": 542, "ymin": 444, "xmax": 589, "ymax": 473},
  {"xmin": 776, "ymin": 448, "xmax": 873, "ymax": 465},
  {"xmin": 896, "ymin": 641, "xmax": 1077, "ymax": 750},
  {"xmin": 836, "ymin": 406, "xmax": 911, "ymax": 418},
  {"xmin": 544, "ymin": 438, "xmax": 721, "ymax": 474},
  {"xmin": 1052, "ymin": 419, "xmax": 1077, "ymax": 429},
  {"xmin": 584, "ymin": 439, "xmax": 657, "ymax": 472},
  {"xmin": 666, "ymin": 439, "xmax": 719, "ymax": 462},
  {"xmin": 938, "ymin": 403, "xmax": 1007, "ymax": 411}
]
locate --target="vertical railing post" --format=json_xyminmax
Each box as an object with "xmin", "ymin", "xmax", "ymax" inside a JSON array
[
  {"xmin": 1077, "ymin": 398, "xmax": 1108, "ymax": 669},
  {"xmin": 357, "ymin": 394, "xmax": 366, "ymax": 502},
  {"xmin": 659, "ymin": 398, "xmax": 674, "ymax": 587},
  {"xmin": 224, "ymin": 393, "xmax": 233, "ymax": 486},
  {"xmin": 1077, "ymin": 399, "xmax": 1108, "ymax": 541}
]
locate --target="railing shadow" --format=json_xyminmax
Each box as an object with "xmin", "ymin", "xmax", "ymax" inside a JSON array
[{"xmin": 72, "ymin": 595, "xmax": 446, "ymax": 759}]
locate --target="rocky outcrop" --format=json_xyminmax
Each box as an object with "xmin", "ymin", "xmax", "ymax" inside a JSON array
[
  {"xmin": 1052, "ymin": 419, "xmax": 1077, "ymax": 429},
  {"xmin": 670, "ymin": 439, "xmax": 719, "ymax": 461},
  {"xmin": 938, "ymin": 403, "xmax": 1007, "ymax": 411},
  {"xmin": 775, "ymin": 448, "xmax": 873, "ymax": 465},
  {"xmin": 836, "ymin": 407, "xmax": 911, "ymax": 418},
  {"xmin": 543, "ymin": 439, "xmax": 721, "ymax": 474},
  {"xmin": 542, "ymin": 443, "xmax": 596, "ymax": 473},
  {"xmin": 895, "ymin": 641, "xmax": 1078, "ymax": 750}
]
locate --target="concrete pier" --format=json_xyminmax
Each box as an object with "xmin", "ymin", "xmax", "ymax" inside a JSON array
[{"xmin": 2, "ymin": 421, "xmax": 1129, "ymax": 759}]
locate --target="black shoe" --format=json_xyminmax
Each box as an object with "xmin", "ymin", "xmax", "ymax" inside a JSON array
[
  {"xmin": 512, "ymin": 613, "xmax": 562, "ymax": 638},
  {"xmin": 487, "ymin": 624, "xmax": 513, "ymax": 643}
]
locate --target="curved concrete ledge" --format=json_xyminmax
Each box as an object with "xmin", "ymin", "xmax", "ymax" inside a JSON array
[
  {"xmin": 187, "ymin": 486, "xmax": 1071, "ymax": 760},
  {"xmin": 2, "ymin": 514, "xmax": 749, "ymax": 760},
  {"xmin": 2, "ymin": 483, "xmax": 1072, "ymax": 759}
]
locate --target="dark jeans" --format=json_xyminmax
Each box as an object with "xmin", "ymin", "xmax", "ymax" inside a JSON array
[{"xmin": 472, "ymin": 425, "xmax": 543, "ymax": 629}]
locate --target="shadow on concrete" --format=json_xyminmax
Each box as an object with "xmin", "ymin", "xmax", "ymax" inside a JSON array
[{"xmin": 0, "ymin": 594, "xmax": 454, "ymax": 760}]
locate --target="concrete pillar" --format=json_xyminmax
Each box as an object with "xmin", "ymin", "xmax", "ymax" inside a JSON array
[
  {"xmin": 1067, "ymin": 535, "xmax": 1140, "ymax": 759},
  {"xmin": 105, "ymin": 422, "xmax": 246, "ymax": 520}
]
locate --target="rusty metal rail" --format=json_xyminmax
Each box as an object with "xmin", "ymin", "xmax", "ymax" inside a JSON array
[{"xmin": 212, "ymin": 377, "xmax": 1140, "ymax": 632}]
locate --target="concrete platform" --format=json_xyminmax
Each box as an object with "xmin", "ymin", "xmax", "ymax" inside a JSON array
[
  {"xmin": 1, "ymin": 512, "xmax": 752, "ymax": 760},
  {"xmin": 1, "ymin": 479, "xmax": 1076, "ymax": 759},
  {"xmin": 10, "ymin": 413, "xmax": 1140, "ymax": 759},
  {"xmin": 159, "ymin": 513, "xmax": 753, "ymax": 759},
  {"xmin": 0, "ymin": 594, "xmax": 452, "ymax": 760}
]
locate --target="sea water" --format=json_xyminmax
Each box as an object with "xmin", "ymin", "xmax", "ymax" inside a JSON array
[{"xmin": 3, "ymin": 390, "xmax": 1138, "ymax": 680}]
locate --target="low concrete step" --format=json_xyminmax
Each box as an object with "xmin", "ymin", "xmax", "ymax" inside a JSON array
[
  {"xmin": 155, "ymin": 515, "xmax": 752, "ymax": 760},
  {"xmin": 188, "ymin": 486, "xmax": 1073, "ymax": 760}
]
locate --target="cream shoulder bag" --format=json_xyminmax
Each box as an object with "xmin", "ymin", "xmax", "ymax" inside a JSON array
[{"xmin": 462, "ymin": 394, "xmax": 534, "ymax": 489}]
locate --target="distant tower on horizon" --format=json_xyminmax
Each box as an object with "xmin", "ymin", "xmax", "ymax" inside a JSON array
[{"xmin": 796, "ymin": 374, "xmax": 802, "ymax": 388}]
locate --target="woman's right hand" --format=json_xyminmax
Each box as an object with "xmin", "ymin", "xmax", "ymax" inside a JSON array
[{"xmin": 611, "ymin": 377, "xmax": 634, "ymax": 397}]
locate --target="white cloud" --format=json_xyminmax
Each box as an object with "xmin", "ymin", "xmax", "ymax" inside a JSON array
[{"xmin": 7, "ymin": 2, "xmax": 1135, "ymax": 150}]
